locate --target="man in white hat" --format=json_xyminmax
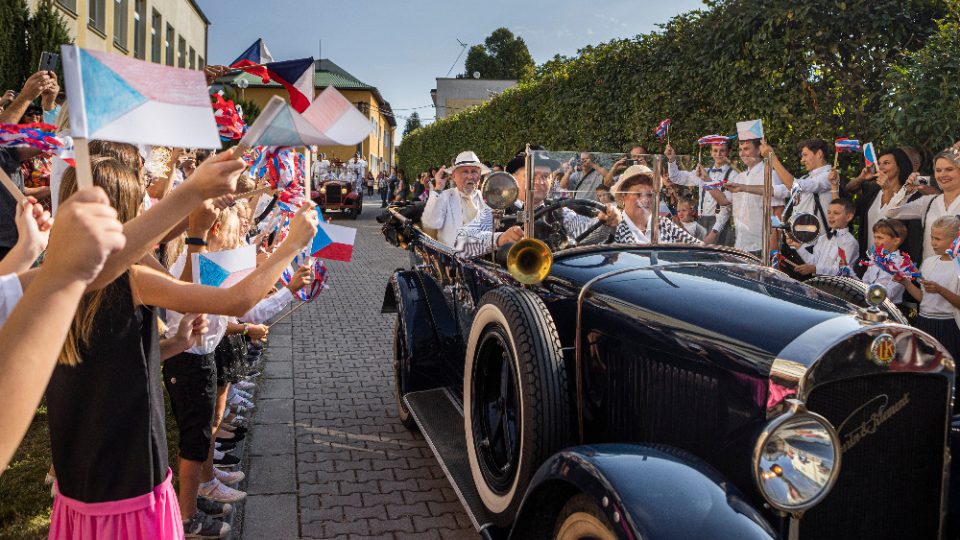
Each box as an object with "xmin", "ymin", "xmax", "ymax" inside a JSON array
[{"xmin": 422, "ymin": 151, "xmax": 489, "ymax": 246}]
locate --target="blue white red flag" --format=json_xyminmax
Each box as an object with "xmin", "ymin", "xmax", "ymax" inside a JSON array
[
  {"xmin": 654, "ymin": 118, "xmax": 670, "ymax": 141},
  {"xmin": 0, "ymin": 122, "xmax": 63, "ymax": 154},
  {"xmin": 212, "ymin": 93, "xmax": 246, "ymax": 141},
  {"xmin": 310, "ymin": 220, "xmax": 356, "ymax": 262},
  {"xmin": 280, "ymin": 254, "xmax": 328, "ymax": 301},
  {"xmin": 239, "ymin": 89, "xmax": 371, "ymax": 149},
  {"xmin": 834, "ymin": 138, "xmax": 861, "ymax": 153},
  {"xmin": 697, "ymin": 134, "xmax": 731, "ymax": 146},
  {"xmin": 230, "ymin": 38, "xmax": 274, "ymax": 83},
  {"xmin": 61, "ymin": 45, "xmax": 219, "ymax": 148},
  {"xmin": 837, "ymin": 247, "xmax": 854, "ymax": 277},
  {"xmin": 863, "ymin": 142, "xmax": 878, "ymax": 167},
  {"xmin": 264, "ymin": 58, "xmax": 315, "ymax": 113}
]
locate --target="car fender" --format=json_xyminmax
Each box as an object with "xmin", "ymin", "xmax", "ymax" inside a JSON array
[
  {"xmin": 382, "ymin": 270, "xmax": 463, "ymax": 392},
  {"xmin": 510, "ymin": 444, "xmax": 776, "ymax": 540}
]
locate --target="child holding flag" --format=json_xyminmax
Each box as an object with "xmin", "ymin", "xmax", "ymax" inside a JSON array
[
  {"xmin": 785, "ymin": 198, "xmax": 859, "ymax": 277},
  {"xmin": 861, "ymin": 219, "xmax": 910, "ymax": 304},
  {"xmin": 900, "ymin": 216, "xmax": 960, "ymax": 365}
]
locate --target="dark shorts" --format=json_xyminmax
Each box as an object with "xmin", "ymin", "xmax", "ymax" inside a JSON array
[
  {"xmin": 162, "ymin": 352, "xmax": 216, "ymax": 462},
  {"xmin": 214, "ymin": 335, "xmax": 246, "ymax": 387}
]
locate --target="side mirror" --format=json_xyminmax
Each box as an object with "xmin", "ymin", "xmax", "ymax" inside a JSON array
[
  {"xmin": 790, "ymin": 213, "xmax": 821, "ymax": 244},
  {"xmin": 482, "ymin": 172, "xmax": 519, "ymax": 210}
]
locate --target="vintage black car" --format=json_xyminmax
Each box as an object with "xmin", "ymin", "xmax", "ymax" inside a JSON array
[
  {"xmin": 380, "ymin": 150, "xmax": 956, "ymax": 540},
  {"xmin": 312, "ymin": 179, "xmax": 362, "ymax": 218}
]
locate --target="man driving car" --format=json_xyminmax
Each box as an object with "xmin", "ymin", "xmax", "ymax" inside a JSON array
[{"xmin": 455, "ymin": 149, "xmax": 620, "ymax": 258}]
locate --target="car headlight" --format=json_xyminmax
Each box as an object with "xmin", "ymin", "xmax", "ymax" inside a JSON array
[
  {"xmin": 341, "ymin": 187, "xmax": 348, "ymax": 194},
  {"xmin": 753, "ymin": 399, "xmax": 841, "ymax": 514},
  {"xmin": 320, "ymin": 187, "xmax": 326, "ymax": 194}
]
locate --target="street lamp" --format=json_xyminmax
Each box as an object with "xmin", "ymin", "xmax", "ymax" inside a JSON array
[{"xmin": 236, "ymin": 78, "xmax": 248, "ymax": 100}]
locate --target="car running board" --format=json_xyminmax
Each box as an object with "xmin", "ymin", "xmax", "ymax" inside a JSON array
[{"xmin": 404, "ymin": 389, "xmax": 508, "ymax": 540}]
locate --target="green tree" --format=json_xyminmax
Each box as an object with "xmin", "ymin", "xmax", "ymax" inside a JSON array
[
  {"xmin": 403, "ymin": 111, "xmax": 422, "ymax": 137},
  {"xmin": 879, "ymin": 3, "xmax": 960, "ymax": 159},
  {"xmin": 26, "ymin": 0, "xmax": 72, "ymax": 81},
  {"xmin": 463, "ymin": 28, "xmax": 535, "ymax": 80},
  {"xmin": 0, "ymin": 0, "xmax": 30, "ymax": 93}
]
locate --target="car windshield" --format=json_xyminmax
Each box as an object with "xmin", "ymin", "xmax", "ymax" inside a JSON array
[{"xmin": 527, "ymin": 147, "xmax": 756, "ymax": 251}]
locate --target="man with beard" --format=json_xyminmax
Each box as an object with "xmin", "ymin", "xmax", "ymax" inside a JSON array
[
  {"xmin": 422, "ymin": 151, "xmax": 488, "ymax": 246},
  {"xmin": 455, "ymin": 148, "xmax": 620, "ymax": 258}
]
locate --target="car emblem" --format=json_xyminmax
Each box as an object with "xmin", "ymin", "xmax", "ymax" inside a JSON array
[{"xmin": 870, "ymin": 333, "xmax": 896, "ymax": 366}]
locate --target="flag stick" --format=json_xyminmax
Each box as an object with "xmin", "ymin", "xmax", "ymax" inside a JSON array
[
  {"xmin": 73, "ymin": 137, "xmax": 94, "ymax": 189},
  {"xmin": 236, "ymin": 185, "xmax": 275, "ymax": 200},
  {"xmin": 225, "ymin": 63, "xmax": 269, "ymax": 75},
  {"xmin": 833, "ymin": 149, "xmax": 839, "ymax": 169},
  {"xmin": 303, "ymin": 146, "xmax": 312, "ymax": 203},
  {"xmin": 268, "ymin": 299, "xmax": 308, "ymax": 327},
  {"xmin": 0, "ymin": 168, "xmax": 25, "ymax": 203},
  {"xmin": 697, "ymin": 145, "xmax": 702, "ymax": 166}
]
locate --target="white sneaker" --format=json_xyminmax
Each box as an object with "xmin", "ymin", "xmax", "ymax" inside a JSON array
[
  {"xmin": 234, "ymin": 380, "xmax": 256, "ymax": 391},
  {"xmin": 232, "ymin": 388, "xmax": 252, "ymax": 400},
  {"xmin": 213, "ymin": 467, "xmax": 246, "ymax": 485},
  {"xmin": 199, "ymin": 479, "xmax": 247, "ymax": 503},
  {"xmin": 228, "ymin": 394, "xmax": 254, "ymax": 409}
]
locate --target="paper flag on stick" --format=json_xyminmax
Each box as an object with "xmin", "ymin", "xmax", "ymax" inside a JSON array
[
  {"xmin": 61, "ymin": 45, "xmax": 220, "ymax": 149},
  {"xmin": 736, "ymin": 119, "xmax": 764, "ymax": 141},
  {"xmin": 863, "ymin": 142, "xmax": 877, "ymax": 167},
  {"xmin": 310, "ymin": 220, "xmax": 356, "ymax": 262},
  {"xmin": 192, "ymin": 245, "xmax": 256, "ymax": 287},
  {"xmin": 239, "ymin": 89, "xmax": 372, "ymax": 150}
]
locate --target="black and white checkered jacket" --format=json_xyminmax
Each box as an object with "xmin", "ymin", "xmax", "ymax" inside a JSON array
[{"xmin": 612, "ymin": 216, "xmax": 703, "ymax": 245}]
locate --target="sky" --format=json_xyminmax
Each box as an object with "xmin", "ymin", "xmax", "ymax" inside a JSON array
[{"xmin": 196, "ymin": 0, "xmax": 706, "ymax": 136}]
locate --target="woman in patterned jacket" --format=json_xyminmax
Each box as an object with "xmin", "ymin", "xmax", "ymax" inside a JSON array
[{"xmin": 611, "ymin": 165, "xmax": 702, "ymax": 245}]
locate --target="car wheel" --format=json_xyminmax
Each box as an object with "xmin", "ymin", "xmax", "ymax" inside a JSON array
[
  {"xmin": 393, "ymin": 316, "xmax": 418, "ymax": 431},
  {"xmin": 464, "ymin": 287, "xmax": 571, "ymax": 527},
  {"xmin": 805, "ymin": 275, "xmax": 908, "ymax": 324},
  {"xmin": 552, "ymin": 494, "xmax": 616, "ymax": 540}
]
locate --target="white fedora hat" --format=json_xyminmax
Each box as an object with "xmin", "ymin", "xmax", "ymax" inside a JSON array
[
  {"xmin": 611, "ymin": 164, "xmax": 654, "ymax": 196},
  {"xmin": 445, "ymin": 151, "xmax": 490, "ymax": 175}
]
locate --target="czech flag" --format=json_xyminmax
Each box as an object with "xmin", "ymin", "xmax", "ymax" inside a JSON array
[
  {"xmin": 835, "ymin": 138, "xmax": 861, "ymax": 153},
  {"xmin": 192, "ymin": 245, "xmax": 256, "ymax": 287},
  {"xmin": 697, "ymin": 134, "xmax": 731, "ymax": 146},
  {"xmin": 863, "ymin": 142, "xmax": 877, "ymax": 167},
  {"xmin": 230, "ymin": 38, "xmax": 274, "ymax": 83},
  {"xmin": 263, "ymin": 58, "xmax": 315, "ymax": 113},
  {"xmin": 654, "ymin": 118, "xmax": 670, "ymax": 141},
  {"xmin": 240, "ymin": 89, "xmax": 372, "ymax": 149},
  {"xmin": 310, "ymin": 218, "xmax": 356, "ymax": 262},
  {"xmin": 61, "ymin": 45, "xmax": 220, "ymax": 149},
  {"xmin": 0, "ymin": 122, "xmax": 63, "ymax": 153}
]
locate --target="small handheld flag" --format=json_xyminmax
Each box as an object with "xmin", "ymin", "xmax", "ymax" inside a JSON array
[
  {"xmin": 61, "ymin": 45, "xmax": 220, "ymax": 150},
  {"xmin": 192, "ymin": 245, "xmax": 256, "ymax": 287},
  {"xmin": 834, "ymin": 138, "xmax": 861, "ymax": 153},
  {"xmin": 212, "ymin": 94, "xmax": 246, "ymax": 141},
  {"xmin": 863, "ymin": 142, "xmax": 878, "ymax": 168},
  {"xmin": 0, "ymin": 123, "xmax": 63, "ymax": 153},
  {"xmin": 654, "ymin": 118, "xmax": 671, "ymax": 141},
  {"xmin": 697, "ymin": 134, "xmax": 731, "ymax": 146},
  {"xmin": 736, "ymin": 119, "xmax": 764, "ymax": 141},
  {"xmin": 310, "ymin": 218, "xmax": 356, "ymax": 262}
]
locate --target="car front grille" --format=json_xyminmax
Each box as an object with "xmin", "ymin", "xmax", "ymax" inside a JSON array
[
  {"xmin": 325, "ymin": 187, "xmax": 341, "ymax": 204},
  {"xmin": 801, "ymin": 373, "xmax": 948, "ymax": 539}
]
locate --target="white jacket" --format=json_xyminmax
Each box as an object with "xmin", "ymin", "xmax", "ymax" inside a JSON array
[{"xmin": 421, "ymin": 187, "xmax": 485, "ymax": 246}]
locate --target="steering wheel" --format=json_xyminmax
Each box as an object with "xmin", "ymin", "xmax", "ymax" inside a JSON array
[{"xmin": 533, "ymin": 198, "xmax": 612, "ymax": 246}]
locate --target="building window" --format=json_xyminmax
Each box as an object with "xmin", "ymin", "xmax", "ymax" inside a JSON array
[
  {"xmin": 198, "ymin": 56, "xmax": 204, "ymax": 69},
  {"xmin": 165, "ymin": 24, "xmax": 174, "ymax": 66},
  {"xmin": 89, "ymin": 0, "xmax": 106, "ymax": 33},
  {"xmin": 56, "ymin": 0, "xmax": 76, "ymax": 14},
  {"xmin": 178, "ymin": 36, "xmax": 186, "ymax": 68},
  {"xmin": 132, "ymin": 0, "xmax": 145, "ymax": 58},
  {"xmin": 189, "ymin": 47, "xmax": 195, "ymax": 69},
  {"xmin": 150, "ymin": 10, "xmax": 161, "ymax": 62},
  {"xmin": 113, "ymin": 0, "xmax": 128, "ymax": 49}
]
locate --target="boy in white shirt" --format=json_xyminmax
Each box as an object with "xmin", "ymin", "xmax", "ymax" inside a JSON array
[
  {"xmin": 861, "ymin": 219, "xmax": 909, "ymax": 304},
  {"xmin": 787, "ymin": 198, "xmax": 859, "ymax": 278}
]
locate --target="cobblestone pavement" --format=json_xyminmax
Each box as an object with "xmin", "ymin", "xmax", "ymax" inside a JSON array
[{"xmin": 241, "ymin": 201, "xmax": 477, "ymax": 539}]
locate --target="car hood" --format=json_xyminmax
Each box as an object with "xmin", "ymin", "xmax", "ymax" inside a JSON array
[{"xmin": 549, "ymin": 248, "xmax": 853, "ymax": 357}]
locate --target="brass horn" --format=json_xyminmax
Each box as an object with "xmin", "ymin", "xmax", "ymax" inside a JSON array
[{"xmin": 506, "ymin": 237, "xmax": 553, "ymax": 285}]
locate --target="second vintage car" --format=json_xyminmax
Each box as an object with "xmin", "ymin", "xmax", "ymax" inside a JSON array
[{"xmin": 313, "ymin": 178, "xmax": 362, "ymax": 218}]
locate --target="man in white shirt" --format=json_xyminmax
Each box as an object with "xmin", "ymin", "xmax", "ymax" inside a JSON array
[
  {"xmin": 665, "ymin": 141, "xmax": 734, "ymax": 243},
  {"xmin": 421, "ymin": 151, "xmax": 489, "ymax": 246},
  {"xmin": 709, "ymin": 139, "xmax": 782, "ymax": 255},
  {"xmin": 761, "ymin": 138, "xmax": 833, "ymax": 232}
]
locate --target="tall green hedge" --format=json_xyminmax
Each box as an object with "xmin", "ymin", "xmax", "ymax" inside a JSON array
[{"xmin": 400, "ymin": 0, "xmax": 956, "ymax": 175}]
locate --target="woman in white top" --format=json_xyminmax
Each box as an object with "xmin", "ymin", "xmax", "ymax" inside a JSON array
[
  {"xmin": 887, "ymin": 148, "xmax": 960, "ymax": 260},
  {"xmin": 843, "ymin": 147, "xmax": 924, "ymax": 263}
]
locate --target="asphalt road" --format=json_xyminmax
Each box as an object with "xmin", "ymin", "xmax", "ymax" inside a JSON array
[{"xmin": 240, "ymin": 199, "xmax": 477, "ymax": 539}]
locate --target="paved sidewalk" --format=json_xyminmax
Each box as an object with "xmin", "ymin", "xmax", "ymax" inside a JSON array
[{"xmin": 241, "ymin": 202, "xmax": 476, "ymax": 539}]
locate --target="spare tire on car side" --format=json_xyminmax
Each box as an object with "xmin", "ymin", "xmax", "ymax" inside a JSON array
[{"xmin": 464, "ymin": 287, "xmax": 572, "ymax": 527}]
